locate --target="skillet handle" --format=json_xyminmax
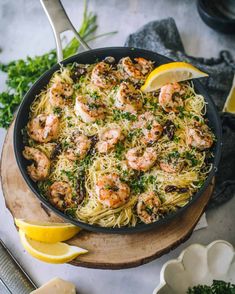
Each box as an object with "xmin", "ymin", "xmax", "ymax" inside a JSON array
[{"xmin": 40, "ymin": 0, "xmax": 91, "ymax": 62}]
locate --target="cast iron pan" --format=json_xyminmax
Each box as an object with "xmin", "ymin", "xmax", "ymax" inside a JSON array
[{"xmin": 13, "ymin": 1, "xmax": 222, "ymax": 233}]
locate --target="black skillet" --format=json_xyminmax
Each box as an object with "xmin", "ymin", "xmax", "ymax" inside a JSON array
[{"xmin": 14, "ymin": 0, "xmax": 222, "ymax": 233}]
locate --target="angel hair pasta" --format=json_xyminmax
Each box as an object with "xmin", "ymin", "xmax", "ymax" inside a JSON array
[{"xmin": 22, "ymin": 56, "xmax": 214, "ymax": 228}]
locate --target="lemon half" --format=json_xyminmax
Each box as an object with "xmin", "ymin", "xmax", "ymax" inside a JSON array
[
  {"xmin": 15, "ymin": 219, "xmax": 81, "ymax": 243},
  {"xmin": 19, "ymin": 230, "xmax": 87, "ymax": 264},
  {"xmin": 141, "ymin": 61, "xmax": 208, "ymax": 92}
]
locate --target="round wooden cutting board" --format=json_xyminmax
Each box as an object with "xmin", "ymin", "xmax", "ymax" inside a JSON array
[{"xmin": 0, "ymin": 122, "xmax": 214, "ymax": 269}]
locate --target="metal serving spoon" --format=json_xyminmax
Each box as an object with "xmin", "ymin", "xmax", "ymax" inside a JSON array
[{"xmin": 40, "ymin": 0, "xmax": 91, "ymax": 62}]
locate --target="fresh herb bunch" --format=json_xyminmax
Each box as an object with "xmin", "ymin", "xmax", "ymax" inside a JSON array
[
  {"xmin": 187, "ymin": 280, "xmax": 235, "ymax": 294},
  {"xmin": 0, "ymin": 1, "xmax": 116, "ymax": 128}
]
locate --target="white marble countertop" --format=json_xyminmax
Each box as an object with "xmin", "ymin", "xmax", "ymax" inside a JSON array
[{"xmin": 0, "ymin": 1, "xmax": 234, "ymax": 293}]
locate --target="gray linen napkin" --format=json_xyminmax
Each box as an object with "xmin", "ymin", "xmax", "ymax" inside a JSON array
[{"xmin": 125, "ymin": 18, "xmax": 235, "ymax": 208}]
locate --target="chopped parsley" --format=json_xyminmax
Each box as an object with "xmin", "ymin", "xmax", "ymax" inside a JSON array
[
  {"xmin": 196, "ymin": 179, "xmax": 205, "ymax": 188},
  {"xmin": 126, "ymin": 129, "xmax": 141, "ymax": 141},
  {"xmin": 78, "ymin": 75, "xmax": 85, "ymax": 84},
  {"xmin": 184, "ymin": 151, "xmax": 199, "ymax": 166},
  {"xmin": 173, "ymin": 136, "xmax": 180, "ymax": 143},
  {"xmin": 177, "ymin": 106, "xmax": 185, "ymax": 118},
  {"xmin": 73, "ymin": 83, "xmax": 81, "ymax": 90},
  {"xmin": 168, "ymin": 151, "xmax": 180, "ymax": 159},
  {"xmin": 130, "ymin": 175, "xmax": 157, "ymax": 194},
  {"xmin": 187, "ymin": 280, "xmax": 235, "ymax": 293},
  {"xmin": 61, "ymin": 170, "xmax": 74, "ymax": 181},
  {"xmin": 80, "ymin": 154, "xmax": 92, "ymax": 170},
  {"xmin": 147, "ymin": 175, "xmax": 157, "ymax": 184},
  {"xmin": 88, "ymin": 103, "xmax": 100, "ymax": 110},
  {"xmin": 61, "ymin": 140, "xmax": 70, "ymax": 149},
  {"xmin": 68, "ymin": 122, "xmax": 74, "ymax": 128},
  {"xmin": 113, "ymin": 109, "xmax": 137, "ymax": 121},
  {"xmin": 114, "ymin": 141, "xmax": 125, "ymax": 159},
  {"xmin": 53, "ymin": 107, "xmax": 62, "ymax": 115},
  {"xmin": 130, "ymin": 177, "xmax": 145, "ymax": 194},
  {"xmin": 65, "ymin": 207, "xmax": 77, "ymax": 218},
  {"xmin": 90, "ymin": 91, "xmax": 100, "ymax": 100},
  {"xmin": 148, "ymin": 101, "xmax": 159, "ymax": 110},
  {"xmin": 120, "ymin": 169, "xmax": 132, "ymax": 180},
  {"xmin": 146, "ymin": 123, "xmax": 152, "ymax": 130}
]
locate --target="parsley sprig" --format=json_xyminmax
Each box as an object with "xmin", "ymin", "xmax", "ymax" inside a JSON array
[{"xmin": 0, "ymin": 0, "xmax": 116, "ymax": 128}]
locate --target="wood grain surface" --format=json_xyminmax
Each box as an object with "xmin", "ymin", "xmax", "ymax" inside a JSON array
[{"xmin": 0, "ymin": 122, "xmax": 214, "ymax": 269}]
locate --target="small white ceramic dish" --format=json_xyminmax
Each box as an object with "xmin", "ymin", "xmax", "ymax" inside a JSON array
[{"xmin": 153, "ymin": 240, "xmax": 235, "ymax": 294}]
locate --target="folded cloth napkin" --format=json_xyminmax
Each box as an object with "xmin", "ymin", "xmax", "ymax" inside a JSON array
[{"xmin": 125, "ymin": 18, "xmax": 235, "ymax": 208}]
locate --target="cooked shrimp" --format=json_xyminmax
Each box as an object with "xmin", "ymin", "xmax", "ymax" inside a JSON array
[
  {"xmin": 186, "ymin": 123, "xmax": 213, "ymax": 150},
  {"xmin": 133, "ymin": 112, "xmax": 163, "ymax": 144},
  {"xmin": 126, "ymin": 147, "xmax": 157, "ymax": 171},
  {"xmin": 95, "ymin": 173, "xmax": 130, "ymax": 208},
  {"xmin": 49, "ymin": 80, "xmax": 73, "ymax": 108},
  {"xmin": 137, "ymin": 192, "xmax": 161, "ymax": 224},
  {"xmin": 159, "ymin": 82, "xmax": 184, "ymax": 113},
  {"xmin": 115, "ymin": 82, "xmax": 142, "ymax": 113},
  {"xmin": 65, "ymin": 133, "xmax": 91, "ymax": 160},
  {"xmin": 91, "ymin": 61, "xmax": 117, "ymax": 89},
  {"xmin": 27, "ymin": 114, "xmax": 59, "ymax": 143},
  {"xmin": 23, "ymin": 146, "xmax": 50, "ymax": 181},
  {"xmin": 135, "ymin": 57, "xmax": 154, "ymax": 75},
  {"xmin": 118, "ymin": 57, "xmax": 153, "ymax": 82},
  {"xmin": 97, "ymin": 127, "xmax": 124, "ymax": 153},
  {"xmin": 49, "ymin": 181, "xmax": 76, "ymax": 211},
  {"xmin": 75, "ymin": 95, "xmax": 106, "ymax": 123},
  {"xmin": 160, "ymin": 154, "xmax": 184, "ymax": 173},
  {"xmin": 143, "ymin": 122, "xmax": 163, "ymax": 145}
]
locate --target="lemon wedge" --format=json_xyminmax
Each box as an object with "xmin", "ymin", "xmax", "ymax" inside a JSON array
[
  {"xmin": 141, "ymin": 61, "xmax": 208, "ymax": 92},
  {"xmin": 15, "ymin": 219, "xmax": 81, "ymax": 243},
  {"xmin": 223, "ymin": 78, "xmax": 235, "ymax": 113},
  {"xmin": 19, "ymin": 230, "xmax": 87, "ymax": 263}
]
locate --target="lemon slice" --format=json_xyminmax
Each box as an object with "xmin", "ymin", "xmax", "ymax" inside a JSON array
[
  {"xmin": 141, "ymin": 61, "xmax": 208, "ymax": 92},
  {"xmin": 19, "ymin": 230, "xmax": 87, "ymax": 263},
  {"xmin": 15, "ymin": 219, "xmax": 81, "ymax": 243}
]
